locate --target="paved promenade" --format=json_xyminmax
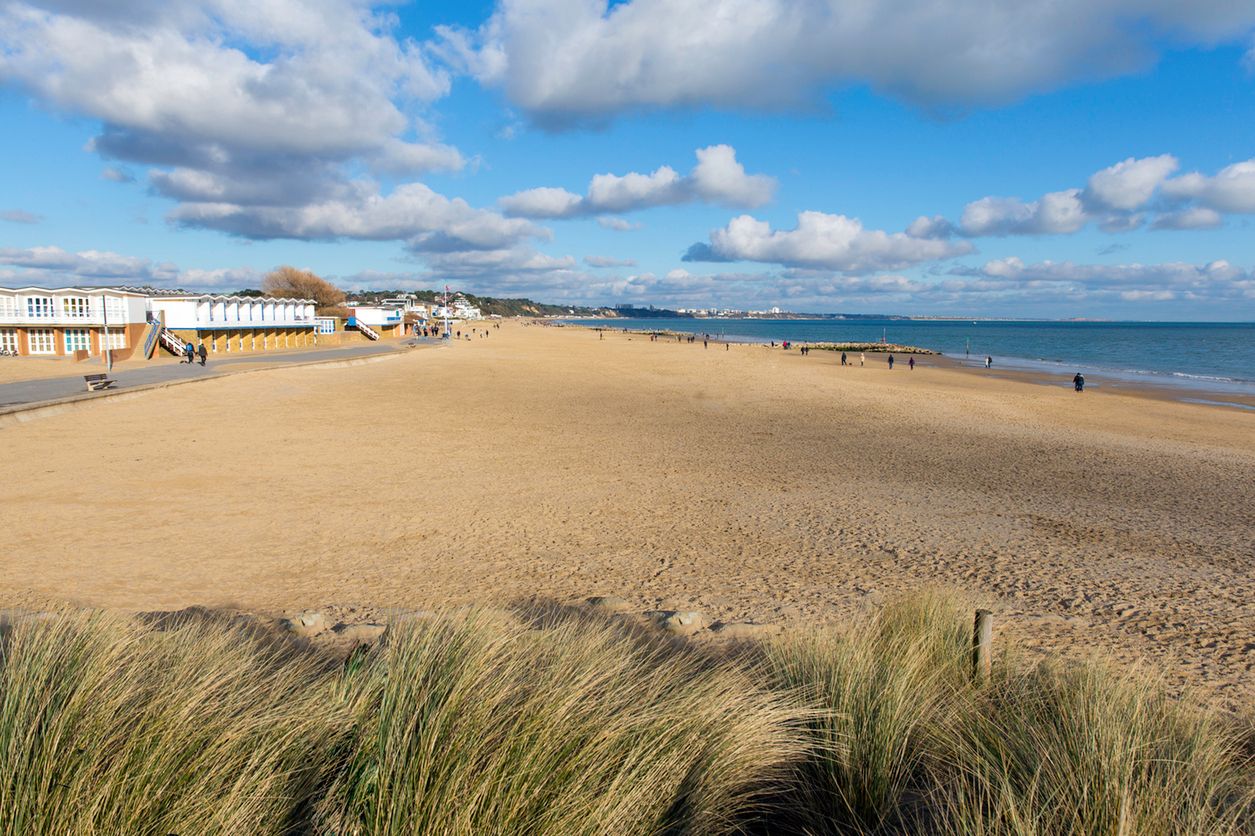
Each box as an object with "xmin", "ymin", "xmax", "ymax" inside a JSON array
[{"xmin": 0, "ymin": 339, "xmax": 436, "ymax": 410}]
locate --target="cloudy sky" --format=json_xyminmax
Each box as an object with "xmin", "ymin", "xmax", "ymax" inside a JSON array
[{"xmin": 2, "ymin": 0, "xmax": 1255, "ymax": 318}]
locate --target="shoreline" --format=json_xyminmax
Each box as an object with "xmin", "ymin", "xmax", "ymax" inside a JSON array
[{"xmin": 570, "ymin": 321, "xmax": 1255, "ymax": 412}]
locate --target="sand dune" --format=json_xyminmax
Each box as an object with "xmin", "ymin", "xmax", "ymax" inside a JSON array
[{"xmin": 1, "ymin": 321, "xmax": 1251, "ymax": 702}]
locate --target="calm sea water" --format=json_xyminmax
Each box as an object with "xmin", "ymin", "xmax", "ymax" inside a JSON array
[{"xmin": 567, "ymin": 318, "xmax": 1255, "ymax": 399}]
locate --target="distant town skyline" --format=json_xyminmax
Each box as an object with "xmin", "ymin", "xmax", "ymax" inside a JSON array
[{"xmin": 3, "ymin": 0, "xmax": 1255, "ymax": 319}]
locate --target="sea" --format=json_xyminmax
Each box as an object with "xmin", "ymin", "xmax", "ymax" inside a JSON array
[{"xmin": 566, "ymin": 318, "xmax": 1255, "ymax": 406}]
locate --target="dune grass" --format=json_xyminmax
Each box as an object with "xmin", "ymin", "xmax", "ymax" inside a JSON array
[
  {"xmin": 761, "ymin": 593, "xmax": 1254, "ymax": 834},
  {"xmin": 0, "ymin": 599, "xmax": 1248, "ymax": 835},
  {"xmin": 0, "ymin": 611, "xmax": 344, "ymax": 835},
  {"xmin": 760, "ymin": 591, "xmax": 972, "ymax": 832},
  {"xmin": 936, "ymin": 659, "xmax": 1254, "ymax": 835},
  {"xmin": 316, "ymin": 608, "xmax": 806, "ymax": 835}
]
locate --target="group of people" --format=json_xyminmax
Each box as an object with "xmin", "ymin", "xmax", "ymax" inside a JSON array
[
  {"xmin": 415, "ymin": 323, "xmax": 500, "ymax": 340},
  {"xmin": 183, "ymin": 341, "xmax": 206, "ymax": 366}
]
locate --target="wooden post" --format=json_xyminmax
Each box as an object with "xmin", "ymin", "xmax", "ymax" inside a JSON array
[{"xmin": 972, "ymin": 609, "xmax": 993, "ymax": 682}]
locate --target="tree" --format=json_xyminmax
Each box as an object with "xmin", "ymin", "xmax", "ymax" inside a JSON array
[{"xmin": 262, "ymin": 266, "xmax": 346, "ymax": 314}]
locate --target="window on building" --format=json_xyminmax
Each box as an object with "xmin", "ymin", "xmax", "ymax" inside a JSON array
[
  {"xmin": 61, "ymin": 296, "xmax": 91, "ymax": 318},
  {"xmin": 25, "ymin": 297, "xmax": 53, "ymax": 318},
  {"xmin": 0, "ymin": 329, "xmax": 16, "ymax": 353},
  {"xmin": 105, "ymin": 296, "xmax": 126, "ymax": 321},
  {"xmin": 103, "ymin": 330, "xmax": 127, "ymax": 350},
  {"xmin": 27, "ymin": 329, "xmax": 55, "ymax": 354},
  {"xmin": 316, "ymin": 319, "xmax": 336, "ymax": 334},
  {"xmin": 64, "ymin": 329, "xmax": 90, "ymax": 353},
  {"xmin": 0, "ymin": 296, "xmax": 17, "ymax": 318}
]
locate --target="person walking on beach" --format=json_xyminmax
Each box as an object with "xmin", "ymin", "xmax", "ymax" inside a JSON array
[
  {"xmin": 840, "ymin": 352, "xmax": 847, "ymax": 365},
  {"xmin": 197, "ymin": 342, "xmax": 207, "ymax": 367},
  {"xmin": 860, "ymin": 352, "xmax": 865, "ymax": 366},
  {"xmin": 985, "ymin": 355, "xmax": 993, "ymax": 369},
  {"xmin": 184, "ymin": 341, "xmax": 195, "ymax": 364},
  {"xmin": 704, "ymin": 338, "xmax": 708, "ymax": 349},
  {"xmin": 888, "ymin": 354, "xmax": 895, "ymax": 369},
  {"xmin": 1073, "ymin": 372, "xmax": 1085, "ymax": 392},
  {"xmin": 908, "ymin": 356, "xmax": 915, "ymax": 371}
]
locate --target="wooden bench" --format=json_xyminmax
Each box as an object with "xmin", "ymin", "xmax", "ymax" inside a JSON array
[{"xmin": 83, "ymin": 373, "xmax": 116, "ymax": 392}]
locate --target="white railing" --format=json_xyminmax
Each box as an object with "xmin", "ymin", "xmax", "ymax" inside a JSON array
[{"xmin": 0, "ymin": 312, "xmax": 113, "ymax": 326}]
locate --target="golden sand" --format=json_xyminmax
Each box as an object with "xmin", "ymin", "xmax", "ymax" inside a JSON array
[{"xmin": 1, "ymin": 321, "xmax": 1252, "ymax": 700}]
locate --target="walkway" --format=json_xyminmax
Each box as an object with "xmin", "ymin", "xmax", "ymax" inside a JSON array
[{"xmin": 0, "ymin": 339, "xmax": 439, "ymax": 410}]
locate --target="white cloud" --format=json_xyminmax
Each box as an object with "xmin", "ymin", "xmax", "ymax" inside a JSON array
[
  {"xmin": 168, "ymin": 181, "xmax": 544, "ymax": 251},
  {"xmin": 905, "ymin": 215, "xmax": 955, "ymax": 239},
  {"xmin": 368, "ymin": 139, "xmax": 465, "ymax": 176},
  {"xmin": 959, "ymin": 256, "xmax": 1252, "ymax": 294},
  {"xmin": 584, "ymin": 255, "xmax": 637, "ymax": 267},
  {"xmin": 685, "ymin": 211, "xmax": 972, "ymax": 272},
  {"xmin": 1162, "ymin": 159, "xmax": 1255, "ymax": 213},
  {"xmin": 0, "ymin": 0, "xmax": 482, "ymax": 245},
  {"xmin": 499, "ymin": 144, "xmax": 775, "ymax": 218},
  {"xmin": 1119, "ymin": 289, "xmax": 1175, "ymax": 301},
  {"xmin": 953, "ymin": 154, "xmax": 1255, "ymax": 237},
  {"xmin": 0, "ymin": 1, "xmax": 450, "ymax": 162},
  {"xmin": 0, "ymin": 209, "xmax": 42, "ymax": 224},
  {"xmin": 1084, "ymin": 154, "xmax": 1179, "ymax": 210},
  {"xmin": 498, "ymin": 187, "xmax": 584, "ymax": 219},
  {"xmin": 959, "ymin": 189, "xmax": 1086, "ymax": 235},
  {"xmin": 1151, "ymin": 207, "xmax": 1223, "ymax": 230},
  {"xmin": 420, "ymin": 247, "xmax": 577, "ymax": 276},
  {"xmin": 101, "ymin": 166, "xmax": 135, "ymax": 183},
  {"xmin": 440, "ymin": 0, "xmax": 1255, "ymax": 125},
  {"xmin": 597, "ymin": 216, "xmax": 641, "ymax": 231},
  {"xmin": 586, "ymin": 166, "xmax": 684, "ymax": 212},
  {"xmin": 950, "ymin": 153, "xmax": 1255, "ymax": 237},
  {"xmin": 688, "ymin": 144, "xmax": 776, "ymax": 207},
  {"xmin": 0, "ymin": 245, "xmax": 196, "ymax": 285}
]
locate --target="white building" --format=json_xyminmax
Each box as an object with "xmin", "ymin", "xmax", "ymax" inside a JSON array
[
  {"xmin": 147, "ymin": 294, "xmax": 317, "ymax": 354},
  {"xmin": 0, "ymin": 286, "xmax": 151, "ymax": 358},
  {"xmin": 345, "ymin": 305, "xmax": 406, "ymax": 341}
]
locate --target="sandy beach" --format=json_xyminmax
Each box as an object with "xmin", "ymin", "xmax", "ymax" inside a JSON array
[{"xmin": 1, "ymin": 321, "xmax": 1252, "ymax": 702}]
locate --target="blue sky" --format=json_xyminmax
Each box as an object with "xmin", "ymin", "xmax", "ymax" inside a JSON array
[{"xmin": 2, "ymin": 0, "xmax": 1255, "ymax": 319}]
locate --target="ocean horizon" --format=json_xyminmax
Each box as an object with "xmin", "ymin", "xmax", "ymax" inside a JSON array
[{"xmin": 568, "ymin": 317, "xmax": 1255, "ymax": 400}]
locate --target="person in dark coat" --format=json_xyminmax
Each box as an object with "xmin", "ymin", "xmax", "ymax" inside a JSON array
[
  {"xmin": 197, "ymin": 343, "xmax": 207, "ymax": 366},
  {"xmin": 1073, "ymin": 372, "xmax": 1085, "ymax": 392}
]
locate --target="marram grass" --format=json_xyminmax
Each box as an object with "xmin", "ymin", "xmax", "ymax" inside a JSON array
[
  {"xmin": 762, "ymin": 593, "xmax": 1254, "ymax": 835},
  {"xmin": 0, "ymin": 611, "xmax": 344, "ymax": 835},
  {"xmin": 315, "ymin": 608, "xmax": 808, "ymax": 835},
  {"xmin": 0, "ymin": 599, "xmax": 1249, "ymax": 835}
]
